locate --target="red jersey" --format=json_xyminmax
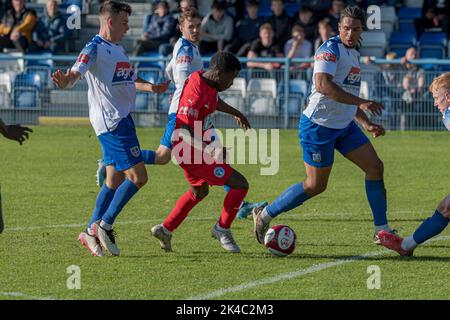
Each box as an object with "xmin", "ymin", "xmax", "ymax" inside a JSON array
[{"xmin": 174, "ymin": 70, "xmax": 218, "ymax": 137}]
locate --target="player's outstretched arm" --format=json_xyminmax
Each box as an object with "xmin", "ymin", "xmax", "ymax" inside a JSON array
[
  {"xmin": 52, "ymin": 69, "xmax": 81, "ymax": 89},
  {"xmin": 135, "ymin": 78, "xmax": 170, "ymax": 94},
  {"xmin": 315, "ymin": 73, "xmax": 384, "ymax": 116},
  {"xmin": 217, "ymin": 98, "xmax": 251, "ymax": 130},
  {"xmin": 0, "ymin": 118, "xmax": 33, "ymax": 145}
]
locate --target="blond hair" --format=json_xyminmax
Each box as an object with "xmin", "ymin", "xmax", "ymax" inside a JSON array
[{"xmin": 429, "ymin": 72, "xmax": 450, "ymax": 93}]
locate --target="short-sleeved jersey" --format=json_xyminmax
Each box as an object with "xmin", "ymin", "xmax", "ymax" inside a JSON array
[
  {"xmin": 71, "ymin": 35, "xmax": 137, "ymax": 136},
  {"xmin": 165, "ymin": 37, "xmax": 203, "ymax": 114},
  {"xmin": 303, "ymin": 35, "xmax": 361, "ymax": 129},
  {"xmin": 173, "ymin": 71, "xmax": 218, "ymax": 147}
]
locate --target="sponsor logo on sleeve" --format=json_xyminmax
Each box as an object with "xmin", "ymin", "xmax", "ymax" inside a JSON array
[
  {"xmin": 315, "ymin": 52, "xmax": 337, "ymax": 62},
  {"xmin": 77, "ymin": 54, "xmax": 90, "ymax": 64}
]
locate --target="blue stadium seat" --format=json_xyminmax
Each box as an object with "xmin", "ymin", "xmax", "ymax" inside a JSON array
[
  {"xmin": 14, "ymin": 73, "xmax": 42, "ymax": 109},
  {"xmin": 419, "ymin": 32, "xmax": 448, "ymax": 58},
  {"xmin": 137, "ymin": 69, "xmax": 160, "ymax": 84},
  {"xmin": 284, "ymin": 3, "xmax": 299, "ymax": 17},
  {"xmin": 398, "ymin": 7, "xmax": 421, "ymax": 34},
  {"xmin": 389, "ymin": 32, "xmax": 416, "ymax": 56},
  {"xmin": 278, "ymin": 79, "xmax": 309, "ymax": 115},
  {"xmin": 26, "ymin": 56, "xmax": 54, "ymax": 88},
  {"xmin": 135, "ymin": 92, "xmax": 149, "ymax": 111},
  {"xmin": 136, "ymin": 52, "xmax": 165, "ymax": 70}
]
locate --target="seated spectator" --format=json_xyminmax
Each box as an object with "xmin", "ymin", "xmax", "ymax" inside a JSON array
[
  {"xmin": 179, "ymin": 0, "xmax": 197, "ymax": 13},
  {"xmin": 314, "ymin": 18, "xmax": 335, "ymax": 51},
  {"xmin": 171, "ymin": 0, "xmax": 197, "ymax": 46},
  {"xmin": 0, "ymin": 0, "xmax": 37, "ymax": 53},
  {"xmin": 31, "ymin": 0, "xmax": 68, "ymax": 54},
  {"xmin": 293, "ymin": 6, "xmax": 317, "ymax": 42},
  {"xmin": 326, "ymin": 0, "xmax": 345, "ymax": 33},
  {"xmin": 284, "ymin": 25, "xmax": 312, "ymax": 70},
  {"xmin": 247, "ymin": 23, "xmax": 283, "ymax": 72},
  {"xmin": 266, "ymin": 0, "xmax": 292, "ymax": 47},
  {"xmin": 224, "ymin": 0, "xmax": 265, "ymax": 57},
  {"xmin": 415, "ymin": 0, "xmax": 450, "ymax": 37},
  {"xmin": 199, "ymin": 1, "xmax": 233, "ymax": 54},
  {"xmin": 133, "ymin": 1, "xmax": 176, "ymax": 56},
  {"xmin": 221, "ymin": 0, "xmax": 245, "ymax": 23}
]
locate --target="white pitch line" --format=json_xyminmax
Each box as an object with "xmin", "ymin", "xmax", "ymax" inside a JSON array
[
  {"xmin": 0, "ymin": 292, "xmax": 58, "ymax": 300},
  {"xmin": 188, "ymin": 235, "xmax": 450, "ymax": 300}
]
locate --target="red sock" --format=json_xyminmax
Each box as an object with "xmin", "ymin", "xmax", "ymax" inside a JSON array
[
  {"xmin": 163, "ymin": 190, "xmax": 203, "ymax": 232},
  {"xmin": 219, "ymin": 188, "xmax": 248, "ymax": 229}
]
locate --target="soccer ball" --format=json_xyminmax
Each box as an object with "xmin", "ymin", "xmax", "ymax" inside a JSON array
[{"xmin": 264, "ymin": 224, "xmax": 296, "ymax": 257}]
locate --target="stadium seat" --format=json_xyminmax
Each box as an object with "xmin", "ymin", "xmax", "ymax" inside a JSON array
[
  {"xmin": 136, "ymin": 52, "xmax": 165, "ymax": 70},
  {"xmin": 380, "ymin": 6, "xmax": 397, "ymax": 39},
  {"xmin": 158, "ymin": 81, "xmax": 176, "ymax": 112},
  {"xmin": 419, "ymin": 32, "xmax": 447, "ymax": 59},
  {"xmin": 137, "ymin": 68, "xmax": 160, "ymax": 84},
  {"xmin": 26, "ymin": 55, "xmax": 54, "ymax": 88},
  {"xmin": 13, "ymin": 73, "xmax": 42, "ymax": 109},
  {"xmin": 404, "ymin": 0, "xmax": 424, "ymax": 7},
  {"xmin": 397, "ymin": 7, "xmax": 421, "ymax": 34},
  {"xmin": 219, "ymin": 77, "xmax": 246, "ymax": 113},
  {"xmin": 247, "ymin": 78, "xmax": 277, "ymax": 115},
  {"xmin": 0, "ymin": 73, "xmax": 13, "ymax": 108},
  {"xmin": 0, "ymin": 52, "xmax": 24, "ymax": 72},
  {"xmin": 279, "ymin": 79, "xmax": 309, "ymax": 115},
  {"xmin": 360, "ymin": 31, "xmax": 386, "ymax": 57},
  {"xmin": 389, "ymin": 31, "xmax": 417, "ymax": 57},
  {"xmin": 359, "ymin": 80, "xmax": 369, "ymax": 100},
  {"xmin": 135, "ymin": 92, "xmax": 149, "ymax": 111}
]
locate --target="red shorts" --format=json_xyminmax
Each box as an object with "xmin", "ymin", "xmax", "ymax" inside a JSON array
[{"xmin": 180, "ymin": 162, "xmax": 234, "ymax": 187}]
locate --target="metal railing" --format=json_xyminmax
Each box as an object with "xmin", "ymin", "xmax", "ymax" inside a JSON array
[{"xmin": 0, "ymin": 54, "xmax": 448, "ymax": 131}]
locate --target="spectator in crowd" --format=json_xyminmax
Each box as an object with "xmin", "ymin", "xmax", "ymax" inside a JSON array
[
  {"xmin": 266, "ymin": 0, "xmax": 292, "ymax": 47},
  {"xmin": 400, "ymin": 47, "xmax": 426, "ymax": 129},
  {"xmin": 293, "ymin": 6, "xmax": 317, "ymax": 42},
  {"xmin": 314, "ymin": 18, "xmax": 335, "ymax": 51},
  {"xmin": 221, "ymin": 0, "xmax": 245, "ymax": 23},
  {"xmin": 199, "ymin": 1, "xmax": 233, "ymax": 54},
  {"xmin": 284, "ymin": 25, "xmax": 312, "ymax": 71},
  {"xmin": 327, "ymin": 0, "xmax": 346, "ymax": 33},
  {"xmin": 179, "ymin": 0, "xmax": 196, "ymax": 13},
  {"xmin": 416, "ymin": 0, "xmax": 450, "ymax": 37},
  {"xmin": 247, "ymin": 23, "xmax": 283, "ymax": 72},
  {"xmin": 224, "ymin": 0, "xmax": 265, "ymax": 57},
  {"xmin": 197, "ymin": 0, "xmax": 214, "ymax": 17},
  {"xmin": 32, "ymin": 0, "xmax": 68, "ymax": 54},
  {"xmin": 0, "ymin": 0, "xmax": 37, "ymax": 53},
  {"xmin": 133, "ymin": 1, "xmax": 176, "ymax": 56},
  {"xmin": 301, "ymin": 0, "xmax": 332, "ymax": 17}
]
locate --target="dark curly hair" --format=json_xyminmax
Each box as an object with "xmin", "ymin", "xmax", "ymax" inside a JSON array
[
  {"xmin": 340, "ymin": 5, "xmax": 366, "ymax": 26},
  {"xmin": 210, "ymin": 52, "xmax": 242, "ymax": 73}
]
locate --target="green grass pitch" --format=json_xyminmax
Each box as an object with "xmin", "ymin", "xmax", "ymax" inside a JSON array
[{"xmin": 0, "ymin": 126, "xmax": 449, "ymax": 299}]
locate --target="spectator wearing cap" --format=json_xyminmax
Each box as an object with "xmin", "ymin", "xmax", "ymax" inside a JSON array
[
  {"xmin": 224, "ymin": 0, "xmax": 265, "ymax": 57},
  {"xmin": 133, "ymin": 1, "xmax": 176, "ymax": 56},
  {"xmin": 199, "ymin": 1, "xmax": 234, "ymax": 54}
]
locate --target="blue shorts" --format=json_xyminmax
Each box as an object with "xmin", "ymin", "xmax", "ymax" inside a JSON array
[
  {"xmin": 98, "ymin": 114, "xmax": 143, "ymax": 171},
  {"xmin": 299, "ymin": 114, "xmax": 369, "ymax": 168},
  {"xmin": 160, "ymin": 113, "xmax": 177, "ymax": 149}
]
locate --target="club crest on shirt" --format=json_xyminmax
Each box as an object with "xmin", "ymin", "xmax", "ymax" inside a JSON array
[
  {"xmin": 130, "ymin": 146, "xmax": 141, "ymax": 158},
  {"xmin": 112, "ymin": 61, "xmax": 134, "ymax": 84},
  {"xmin": 214, "ymin": 167, "xmax": 225, "ymax": 178}
]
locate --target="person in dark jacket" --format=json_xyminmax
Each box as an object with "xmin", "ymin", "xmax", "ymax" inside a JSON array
[
  {"xmin": 133, "ymin": 0, "xmax": 176, "ymax": 56},
  {"xmin": 32, "ymin": 0, "xmax": 68, "ymax": 54},
  {"xmin": 266, "ymin": 0, "xmax": 292, "ymax": 47}
]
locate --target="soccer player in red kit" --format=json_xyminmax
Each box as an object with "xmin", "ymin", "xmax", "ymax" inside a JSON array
[{"xmin": 151, "ymin": 52, "xmax": 251, "ymax": 253}]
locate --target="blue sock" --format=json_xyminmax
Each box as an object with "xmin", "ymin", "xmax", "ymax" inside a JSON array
[
  {"xmin": 88, "ymin": 184, "xmax": 116, "ymax": 228},
  {"xmin": 224, "ymin": 185, "xmax": 231, "ymax": 193},
  {"xmin": 413, "ymin": 211, "xmax": 450, "ymax": 244},
  {"xmin": 101, "ymin": 179, "xmax": 139, "ymax": 225},
  {"xmin": 365, "ymin": 179, "xmax": 388, "ymax": 226},
  {"xmin": 266, "ymin": 183, "xmax": 310, "ymax": 218},
  {"xmin": 142, "ymin": 150, "xmax": 156, "ymax": 165}
]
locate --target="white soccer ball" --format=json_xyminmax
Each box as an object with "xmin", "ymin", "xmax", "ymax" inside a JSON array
[{"xmin": 264, "ymin": 224, "xmax": 296, "ymax": 257}]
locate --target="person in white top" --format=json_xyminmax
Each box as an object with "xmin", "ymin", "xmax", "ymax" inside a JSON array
[
  {"xmin": 253, "ymin": 6, "xmax": 397, "ymax": 246},
  {"xmin": 52, "ymin": 1, "xmax": 169, "ymax": 257}
]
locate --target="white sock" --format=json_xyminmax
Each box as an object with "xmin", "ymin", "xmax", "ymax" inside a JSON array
[
  {"xmin": 100, "ymin": 220, "xmax": 112, "ymax": 231},
  {"xmin": 261, "ymin": 208, "xmax": 273, "ymax": 224},
  {"xmin": 401, "ymin": 236, "xmax": 418, "ymax": 251},
  {"xmin": 374, "ymin": 224, "xmax": 390, "ymax": 233}
]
